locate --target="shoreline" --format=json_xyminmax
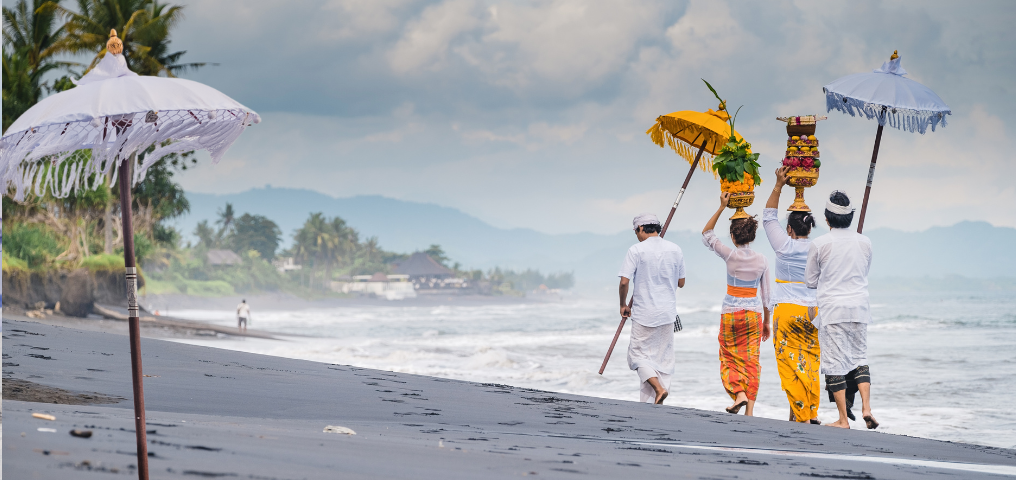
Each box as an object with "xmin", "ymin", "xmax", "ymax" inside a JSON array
[
  {"xmin": 139, "ymin": 291, "xmax": 560, "ymax": 313},
  {"xmin": 4, "ymin": 318, "xmax": 1015, "ymax": 478}
]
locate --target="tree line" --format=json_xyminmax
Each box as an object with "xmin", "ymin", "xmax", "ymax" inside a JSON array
[
  {"xmin": 0, "ymin": 0, "xmax": 574, "ymax": 296},
  {"xmin": 2, "ymin": 0, "xmax": 204, "ymax": 272}
]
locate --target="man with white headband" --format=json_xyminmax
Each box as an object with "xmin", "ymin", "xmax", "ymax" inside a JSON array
[
  {"xmin": 805, "ymin": 191, "xmax": 877, "ymax": 430},
  {"xmin": 618, "ymin": 213, "xmax": 686, "ymax": 404}
]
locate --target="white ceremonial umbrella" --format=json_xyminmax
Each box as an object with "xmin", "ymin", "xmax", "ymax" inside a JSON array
[
  {"xmin": 822, "ymin": 50, "xmax": 950, "ymax": 232},
  {"xmin": 0, "ymin": 31, "xmax": 258, "ymax": 480}
]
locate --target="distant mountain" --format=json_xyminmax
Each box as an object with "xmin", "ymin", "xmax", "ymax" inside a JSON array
[{"xmin": 175, "ymin": 188, "xmax": 1016, "ymax": 286}]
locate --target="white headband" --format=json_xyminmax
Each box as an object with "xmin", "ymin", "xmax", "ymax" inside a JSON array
[
  {"xmin": 825, "ymin": 191, "xmax": 854, "ymax": 215},
  {"xmin": 633, "ymin": 213, "xmax": 661, "ymax": 230}
]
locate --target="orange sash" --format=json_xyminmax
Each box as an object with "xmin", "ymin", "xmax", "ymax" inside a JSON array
[{"xmin": 726, "ymin": 285, "xmax": 758, "ymax": 298}]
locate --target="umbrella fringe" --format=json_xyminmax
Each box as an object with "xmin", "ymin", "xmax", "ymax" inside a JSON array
[
  {"xmin": 1, "ymin": 108, "xmax": 256, "ymax": 201},
  {"xmin": 646, "ymin": 117, "xmax": 717, "ymax": 177},
  {"xmin": 824, "ymin": 91, "xmax": 951, "ymax": 135}
]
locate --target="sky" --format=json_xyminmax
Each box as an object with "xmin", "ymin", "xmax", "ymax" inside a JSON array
[{"xmin": 23, "ymin": 0, "xmax": 1016, "ymax": 235}]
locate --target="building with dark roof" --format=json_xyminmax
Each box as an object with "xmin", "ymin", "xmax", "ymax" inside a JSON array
[
  {"xmin": 392, "ymin": 252, "xmax": 453, "ymax": 279},
  {"xmin": 206, "ymin": 249, "xmax": 242, "ymax": 266}
]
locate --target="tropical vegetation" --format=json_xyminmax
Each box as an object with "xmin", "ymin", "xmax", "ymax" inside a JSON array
[
  {"xmin": 1, "ymin": 0, "xmax": 573, "ymax": 299},
  {"xmin": 2, "ymin": 0, "xmax": 202, "ymax": 273}
]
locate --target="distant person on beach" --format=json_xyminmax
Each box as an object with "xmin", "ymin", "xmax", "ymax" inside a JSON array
[
  {"xmin": 618, "ymin": 213, "xmax": 686, "ymax": 404},
  {"xmin": 237, "ymin": 299, "xmax": 251, "ymax": 332},
  {"xmin": 805, "ymin": 191, "xmax": 878, "ymax": 430},
  {"xmin": 763, "ymin": 167, "xmax": 821, "ymax": 425},
  {"xmin": 702, "ymin": 192, "xmax": 771, "ymax": 416}
]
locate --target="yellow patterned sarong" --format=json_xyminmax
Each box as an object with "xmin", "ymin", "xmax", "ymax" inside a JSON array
[{"xmin": 773, "ymin": 303, "xmax": 820, "ymax": 422}]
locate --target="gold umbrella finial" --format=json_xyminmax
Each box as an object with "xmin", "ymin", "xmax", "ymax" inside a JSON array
[
  {"xmin": 107, "ymin": 29, "xmax": 123, "ymax": 55},
  {"xmin": 890, "ymin": 50, "xmax": 898, "ymax": 60},
  {"xmin": 718, "ymin": 100, "xmax": 727, "ymax": 112}
]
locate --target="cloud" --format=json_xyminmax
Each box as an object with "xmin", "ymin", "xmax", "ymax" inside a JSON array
[
  {"xmin": 319, "ymin": 0, "xmax": 411, "ymax": 41},
  {"xmin": 387, "ymin": 0, "xmax": 481, "ymax": 74},
  {"xmin": 146, "ymin": 0, "xmax": 1016, "ymax": 234}
]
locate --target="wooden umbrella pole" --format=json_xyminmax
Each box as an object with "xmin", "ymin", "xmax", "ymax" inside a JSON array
[
  {"xmin": 856, "ymin": 124, "xmax": 884, "ymax": 234},
  {"xmin": 599, "ymin": 139, "xmax": 708, "ymax": 375},
  {"xmin": 118, "ymin": 152, "xmax": 150, "ymax": 480},
  {"xmin": 661, "ymin": 139, "xmax": 709, "ymax": 235}
]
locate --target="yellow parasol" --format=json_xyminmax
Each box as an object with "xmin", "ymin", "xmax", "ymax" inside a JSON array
[{"xmin": 646, "ymin": 108, "xmax": 746, "ymax": 174}]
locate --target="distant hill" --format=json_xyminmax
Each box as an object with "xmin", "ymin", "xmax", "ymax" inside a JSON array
[{"xmin": 175, "ymin": 188, "xmax": 1016, "ymax": 286}]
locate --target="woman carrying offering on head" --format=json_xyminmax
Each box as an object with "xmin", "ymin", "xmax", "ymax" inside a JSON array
[
  {"xmin": 702, "ymin": 192, "xmax": 772, "ymax": 416},
  {"xmin": 764, "ymin": 167, "xmax": 821, "ymax": 424}
]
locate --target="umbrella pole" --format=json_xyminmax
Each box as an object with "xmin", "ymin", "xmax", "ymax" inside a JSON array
[
  {"xmin": 661, "ymin": 140, "xmax": 709, "ymax": 235},
  {"xmin": 598, "ymin": 139, "xmax": 708, "ymax": 375},
  {"xmin": 856, "ymin": 124, "xmax": 884, "ymax": 234},
  {"xmin": 117, "ymin": 153, "xmax": 150, "ymax": 480}
]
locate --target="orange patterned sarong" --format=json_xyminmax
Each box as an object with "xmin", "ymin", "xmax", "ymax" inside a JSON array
[{"xmin": 718, "ymin": 309, "xmax": 763, "ymax": 401}]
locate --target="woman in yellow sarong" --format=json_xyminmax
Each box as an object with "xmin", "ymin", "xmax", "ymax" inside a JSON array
[{"xmin": 762, "ymin": 167, "xmax": 821, "ymax": 424}]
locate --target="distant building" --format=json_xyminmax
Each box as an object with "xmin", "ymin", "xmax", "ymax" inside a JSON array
[
  {"xmin": 331, "ymin": 272, "xmax": 415, "ymax": 300},
  {"xmin": 206, "ymin": 249, "xmax": 242, "ymax": 266},
  {"xmin": 392, "ymin": 252, "xmax": 454, "ymax": 279},
  {"xmin": 391, "ymin": 253, "xmax": 469, "ymax": 293},
  {"xmin": 272, "ymin": 256, "xmax": 302, "ymax": 273}
]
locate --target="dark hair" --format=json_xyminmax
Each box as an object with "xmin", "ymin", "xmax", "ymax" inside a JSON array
[
  {"xmin": 824, "ymin": 191, "xmax": 854, "ymax": 229},
  {"xmin": 639, "ymin": 223, "xmax": 662, "ymax": 234},
  {"xmin": 730, "ymin": 217, "xmax": 758, "ymax": 245},
  {"xmin": 787, "ymin": 211, "xmax": 815, "ymax": 237}
]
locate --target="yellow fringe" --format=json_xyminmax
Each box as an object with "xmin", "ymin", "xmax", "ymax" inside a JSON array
[{"xmin": 646, "ymin": 116, "xmax": 719, "ymax": 177}]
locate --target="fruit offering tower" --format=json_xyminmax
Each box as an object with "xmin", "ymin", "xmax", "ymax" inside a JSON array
[{"xmin": 777, "ymin": 115, "xmax": 827, "ymax": 211}]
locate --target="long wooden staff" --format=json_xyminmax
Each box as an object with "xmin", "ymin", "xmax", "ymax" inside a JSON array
[
  {"xmin": 598, "ymin": 139, "xmax": 708, "ymax": 375},
  {"xmin": 855, "ymin": 123, "xmax": 883, "ymax": 234}
]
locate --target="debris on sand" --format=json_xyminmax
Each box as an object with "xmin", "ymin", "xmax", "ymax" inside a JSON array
[{"xmin": 323, "ymin": 425, "xmax": 356, "ymax": 435}]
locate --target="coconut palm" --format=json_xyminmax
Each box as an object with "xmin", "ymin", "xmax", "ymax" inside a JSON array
[
  {"xmin": 215, "ymin": 202, "xmax": 236, "ymax": 243},
  {"xmin": 2, "ymin": 0, "xmax": 66, "ymax": 73},
  {"xmin": 293, "ymin": 213, "xmax": 347, "ymax": 289},
  {"xmin": 2, "ymin": 0, "xmax": 70, "ymax": 132},
  {"xmin": 55, "ymin": 0, "xmax": 208, "ymax": 76}
]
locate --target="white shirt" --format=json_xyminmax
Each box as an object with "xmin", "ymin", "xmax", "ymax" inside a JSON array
[
  {"xmin": 805, "ymin": 228, "xmax": 873, "ymax": 327},
  {"xmin": 618, "ymin": 236, "xmax": 686, "ymax": 328},
  {"xmin": 702, "ymin": 230, "xmax": 772, "ymax": 314},
  {"xmin": 762, "ymin": 208, "xmax": 817, "ymax": 309},
  {"xmin": 237, "ymin": 303, "xmax": 251, "ymax": 319}
]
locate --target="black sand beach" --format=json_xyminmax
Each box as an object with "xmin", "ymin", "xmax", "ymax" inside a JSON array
[{"xmin": 4, "ymin": 317, "xmax": 1016, "ymax": 479}]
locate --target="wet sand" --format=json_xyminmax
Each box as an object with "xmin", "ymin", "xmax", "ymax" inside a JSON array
[{"xmin": 4, "ymin": 318, "xmax": 1016, "ymax": 479}]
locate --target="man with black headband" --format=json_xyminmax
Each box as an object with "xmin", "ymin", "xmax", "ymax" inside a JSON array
[
  {"xmin": 805, "ymin": 191, "xmax": 877, "ymax": 429},
  {"xmin": 618, "ymin": 213, "xmax": 686, "ymax": 404}
]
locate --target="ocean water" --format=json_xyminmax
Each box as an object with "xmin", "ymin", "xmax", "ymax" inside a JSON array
[{"xmin": 169, "ymin": 289, "xmax": 1016, "ymax": 449}]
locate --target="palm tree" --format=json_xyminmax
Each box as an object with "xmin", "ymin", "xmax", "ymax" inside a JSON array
[
  {"xmin": 215, "ymin": 202, "xmax": 235, "ymax": 245},
  {"xmin": 193, "ymin": 220, "xmax": 214, "ymax": 247},
  {"xmin": 141, "ymin": 0, "xmax": 209, "ymax": 75},
  {"xmin": 2, "ymin": 0, "xmax": 69, "ymax": 132},
  {"xmin": 293, "ymin": 213, "xmax": 343, "ymax": 289},
  {"xmin": 55, "ymin": 0, "xmax": 208, "ymax": 76},
  {"xmin": 2, "ymin": 0, "xmax": 66, "ymax": 73}
]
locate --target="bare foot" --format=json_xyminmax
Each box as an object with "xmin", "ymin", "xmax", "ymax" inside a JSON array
[
  {"xmin": 726, "ymin": 392, "xmax": 748, "ymax": 414},
  {"xmin": 825, "ymin": 419, "xmax": 850, "ymax": 429},
  {"xmin": 655, "ymin": 390, "xmax": 668, "ymax": 405},
  {"xmin": 862, "ymin": 412, "xmax": 878, "ymax": 430},
  {"xmin": 725, "ymin": 401, "xmax": 747, "ymax": 414}
]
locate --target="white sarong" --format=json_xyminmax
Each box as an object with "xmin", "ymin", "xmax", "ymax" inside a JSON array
[
  {"xmin": 627, "ymin": 321, "xmax": 674, "ymax": 403},
  {"xmin": 819, "ymin": 322, "xmax": 867, "ymax": 376}
]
